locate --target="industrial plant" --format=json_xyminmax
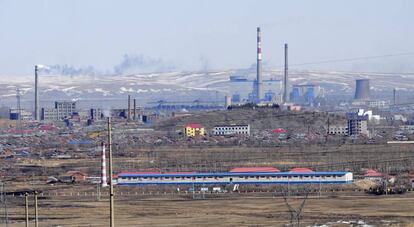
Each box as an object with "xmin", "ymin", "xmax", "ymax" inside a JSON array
[{"xmin": 1, "ymin": 1, "xmax": 414, "ymax": 226}]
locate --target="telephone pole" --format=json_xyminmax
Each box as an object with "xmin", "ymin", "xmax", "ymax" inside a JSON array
[
  {"xmin": 107, "ymin": 117, "xmax": 115, "ymax": 227},
  {"xmin": 34, "ymin": 191, "xmax": 38, "ymax": 227},
  {"xmin": 1, "ymin": 182, "xmax": 9, "ymax": 227},
  {"xmin": 25, "ymin": 193, "xmax": 29, "ymax": 227}
]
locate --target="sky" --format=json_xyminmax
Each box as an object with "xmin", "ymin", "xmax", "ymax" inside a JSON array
[{"xmin": 0, "ymin": 0, "xmax": 413, "ymax": 76}]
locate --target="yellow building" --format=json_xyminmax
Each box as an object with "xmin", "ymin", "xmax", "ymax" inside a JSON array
[{"xmin": 184, "ymin": 123, "xmax": 205, "ymax": 137}]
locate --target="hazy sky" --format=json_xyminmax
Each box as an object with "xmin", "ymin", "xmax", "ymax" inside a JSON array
[{"xmin": 0, "ymin": 0, "xmax": 413, "ymax": 75}]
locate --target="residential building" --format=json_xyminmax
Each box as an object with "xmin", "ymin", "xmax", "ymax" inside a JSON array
[
  {"xmin": 184, "ymin": 123, "xmax": 205, "ymax": 137},
  {"xmin": 213, "ymin": 124, "xmax": 250, "ymax": 136},
  {"xmin": 399, "ymin": 125, "xmax": 414, "ymax": 134},
  {"xmin": 328, "ymin": 125, "xmax": 348, "ymax": 135},
  {"xmin": 346, "ymin": 112, "xmax": 369, "ymax": 136}
]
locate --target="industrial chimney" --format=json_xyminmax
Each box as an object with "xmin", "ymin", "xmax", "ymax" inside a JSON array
[
  {"xmin": 133, "ymin": 98, "xmax": 137, "ymax": 120},
  {"xmin": 127, "ymin": 95, "xmax": 131, "ymax": 121},
  {"xmin": 224, "ymin": 95, "xmax": 232, "ymax": 109},
  {"xmin": 101, "ymin": 142, "xmax": 108, "ymax": 187},
  {"xmin": 34, "ymin": 65, "xmax": 39, "ymax": 121},
  {"xmin": 354, "ymin": 79, "xmax": 370, "ymax": 100},
  {"xmin": 256, "ymin": 27, "xmax": 263, "ymax": 102},
  {"xmin": 283, "ymin": 43, "xmax": 288, "ymax": 103}
]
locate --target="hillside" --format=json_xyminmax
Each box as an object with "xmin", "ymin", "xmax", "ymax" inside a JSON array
[{"xmin": 155, "ymin": 108, "xmax": 345, "ymax": 135}]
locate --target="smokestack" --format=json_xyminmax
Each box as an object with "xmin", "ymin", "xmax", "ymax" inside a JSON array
[
  {"xmin": 101, "ymin": 142, "xmax": 108, "ymax": 187},
  {"xmin": 127, "ymin": 95, "xmax": 131, "ymax": 121},
  {"xmin": 354, "ymin": 79, "xmax": 370, "ymax": 100},
  {"xmin": 393, "ymin": 88, "xmax": 396, "ymax": 105},
  {"xmin": 133, "ymin": 98, "xmax": 137, "ymax": 120},
  {"xmin": 34, "ymin": 65, "xmax": 39, "ymax": 121},
  {"xmin": 224, "ymin": 95, "xmax": 232, "ymax": 109},
  {"xmin": 283, "ymin": 43, "xmax": 288, "ymax": 103},
  {"xmin": 256, "ymin": 27, "xmax": 263, "ymax": 102}
]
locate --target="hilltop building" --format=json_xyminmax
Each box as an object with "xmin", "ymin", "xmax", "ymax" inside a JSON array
[
  {"xmin": 184, "ymin": 123, "xmax": 205, "ymax": 137},
  {"xmin": 346, "ymin": 111, "xmax": 369, "ymax": 136},
  {"xmin": 213, "ymin": 124, "xmax": 250, "ymax": 136}
]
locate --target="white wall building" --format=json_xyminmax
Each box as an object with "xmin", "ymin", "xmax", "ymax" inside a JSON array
[
  {"xmin": 328, "ymin": 125, "xmax": 348, "ymax": 135},
  {"xmin": 213, "ymin": 124, "xmax": 250, "ymax": 136}
]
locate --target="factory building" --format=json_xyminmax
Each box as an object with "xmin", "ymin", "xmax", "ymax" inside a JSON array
[
  {"xmin": 9, "ymin": 109, "xmax": 33, "ymax": 121},
  {"xmin": 90, "ymin": 108, "xmax": 104, "ymax": 120},
  {"xmin": 184, "ymin": 123, "xmax": 205, "ymax": 137},
  {"xmin": 41, "ymin": 101, "xmax": 77, "ymax": 121},
  {"xmin": 227, "ymin": 77, "xmax": 282, "ymax": 104},
  {"xmin": 213, "ymin": 124, "xmax": 250, "ymax": 136},
  {"xmin": 55, "ymin": 101, "xmax": 77, "ymax": 119},
  {"xmin": 289, "ymin": 84, "xmax": 323, "ymax": 105},
  {"xmin": 41, "ymin": 108, "xmax": 59, "ymax": 121}
]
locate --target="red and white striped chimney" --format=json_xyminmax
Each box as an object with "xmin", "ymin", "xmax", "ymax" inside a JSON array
[
  {"xmin": 256, "ymin": 27, "xmax": 263, "ymax": 102},
  {"xmin": 101, "ymin": 142, "xmax": 108, "ymax": 187}
]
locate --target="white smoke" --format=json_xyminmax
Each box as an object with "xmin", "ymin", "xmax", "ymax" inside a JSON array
[
  {"xmin": 102, "ymin": 109, "xmax": 111, "ymax": 118},
  {"xmin": 113, "ymin": 54, "xmax": 176, "ymax": 74}
]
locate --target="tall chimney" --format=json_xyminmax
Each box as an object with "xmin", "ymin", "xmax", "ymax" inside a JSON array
[
  {"xmin": 127, "ymin": 95, "xmax": 131, "ymax": 121},
  {"xmin": 393, "ymin": 88, "xmax": 396, "ymax": 105},
  {"xmin": 256, "ymin": 27, "xmax": 263, "ymax": 102},
  {"xmin": 283, "ymin": 43, "xmax": 288, "ymax": 103},
  {"xmin": 133, "ymin": 98, "xmax": 137, "ymax": 120},
  {"xmin": 101, "ymin": 142, "xmax": 108, "ymax": 187},
  {"xmin": 34, "ymin": 65, "xmax": 39, "ymax": 121}
]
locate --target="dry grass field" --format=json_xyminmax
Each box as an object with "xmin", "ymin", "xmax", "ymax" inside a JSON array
[{"xmin": 3, "ymin": 192, "xmax": 414, "ymax": 226}]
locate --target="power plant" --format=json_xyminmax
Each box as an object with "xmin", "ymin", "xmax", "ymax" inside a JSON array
[
  {"xmin": 256, "ymin": 27, "xmax": 263, "ymax": 102},
  {"xmin": 354, "ymin": 79, "xmax": 370, "ymax": 100}
]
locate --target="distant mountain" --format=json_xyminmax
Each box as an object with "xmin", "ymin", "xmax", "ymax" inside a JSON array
[{"xmin": 1, "ymin": 70, "xmax": 413, "ymax": 108}]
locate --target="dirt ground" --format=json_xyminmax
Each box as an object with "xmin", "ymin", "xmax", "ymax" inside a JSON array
[{"xmin": 3, "ymin": 192, "xmax": 414, "ymax": 227}]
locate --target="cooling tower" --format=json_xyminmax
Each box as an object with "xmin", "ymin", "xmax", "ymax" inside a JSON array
[{"xmin": 354, "ymin": 79, "xmax": 370, "ymax": 100}]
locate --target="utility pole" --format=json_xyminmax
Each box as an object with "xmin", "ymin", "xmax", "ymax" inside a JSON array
[
  {"xmin": 1, "ymin": 182, "xmax": 9, "ymax": 227},
  {"xmin": 25, "ymin": 193, "xmax": 29, "ymax": 227},
  {"xmin": 107, "ymin": 117, "xmax": 115, "ymax": 227},
  {"xmin": 34, "ymin": 191, "xmax": 38, "ymax": 227}
]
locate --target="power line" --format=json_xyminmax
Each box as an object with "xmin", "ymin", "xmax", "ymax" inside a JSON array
[{"xmin": 271, "ymin": 52, "xmax": 414, "ymax": 69}]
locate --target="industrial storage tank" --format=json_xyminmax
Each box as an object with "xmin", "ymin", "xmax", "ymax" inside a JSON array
[{"xmin": 354, "ymin": 79, "xmax": 370, "ymax": 100}]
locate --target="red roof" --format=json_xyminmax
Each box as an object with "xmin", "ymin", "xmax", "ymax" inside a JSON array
[
  {"xmin": 272, "ymin": 128, "xmax": 286, "ymax": 134},
  {"xmin": 118, "ymin": 171, "xmax": 161, "ymax": 175},
  {"xmin": 163, "ymin": 172, "xmax": 196, "ymax": 174},
  {"xmin": 364, "ymin": 169, "xmax": 383, "ymax": 177},
  {"xmin": 39, "ymin": 125, "xmax": 57, "ymax": 131},
  {"xmin": 289, "ymin": 168, "xmax": 314, "ymax": 173},
  {"xmin": 230, "ymin": 167, "xmax": 280, "ymax": 173},
  {"xmin": 185, "ymin": 123, "xmax": 203, "ymax": 128},
  {"xmin": 7, "ymin": 129, "xmax": 35, "ymax": 134}
]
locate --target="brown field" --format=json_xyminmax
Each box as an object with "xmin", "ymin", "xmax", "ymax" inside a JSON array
[{"xmin": 3, "ymin": 191, "xmax": 414, "ymax": 226}]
